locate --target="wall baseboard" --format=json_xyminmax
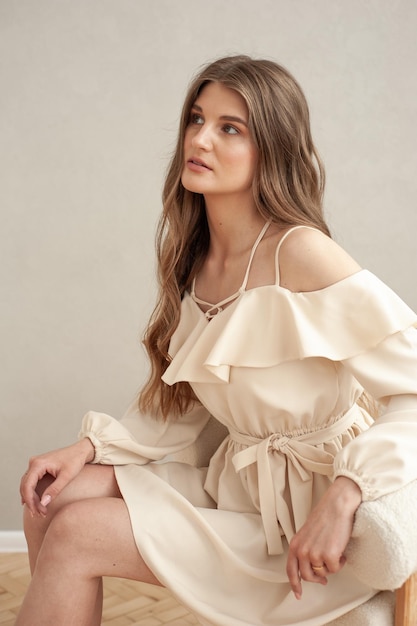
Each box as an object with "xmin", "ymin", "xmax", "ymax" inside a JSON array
[{"xmin": 0, "ymin": 531, "xmax": 27, "ymax": 552}]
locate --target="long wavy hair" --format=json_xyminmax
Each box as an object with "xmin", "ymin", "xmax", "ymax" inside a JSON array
[{"xmin": 140, "ymin": 55, "xmax": 329, "ymax": 420}]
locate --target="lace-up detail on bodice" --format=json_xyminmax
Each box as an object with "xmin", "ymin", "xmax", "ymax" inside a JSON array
[{"xmin": 191, "ymin": 220, "xmax": 271, "ymax": 319}]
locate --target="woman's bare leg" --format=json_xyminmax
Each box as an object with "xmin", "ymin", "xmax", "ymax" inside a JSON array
[
  {"xmin": 20, "ymin": 464, "xmax": 155, "ymax": 626},
  {"xmin": 16, "ymin": 495, "xmax": 161, "ymax": 626},
  {"xmin": 24, "ymin": 464, "xmax": 121, "ymax": 572},
  {"xmin": 23, "ymin": 465, "xmax": 121, "ymax": 625}
]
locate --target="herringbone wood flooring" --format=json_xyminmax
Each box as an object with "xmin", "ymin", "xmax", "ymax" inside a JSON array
[{"xmin": 0, "ymin": 553, "xmax": 199, "ymax": 625}]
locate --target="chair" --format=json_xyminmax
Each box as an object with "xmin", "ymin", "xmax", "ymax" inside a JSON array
[
  {"xmin": 346, "ymin": 476, "xmax": 417, "ymax": 624},
  {"xmin": 395, "ymin": 573, "xmax": 417, "ymax": 626}
]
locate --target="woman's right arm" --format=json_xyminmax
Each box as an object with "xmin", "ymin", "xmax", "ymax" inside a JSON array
[
  {"xmin": 20, "ymin": 437, "xmax": 94, "ymax": 517},
  {"xmin": 21, "ymin": 399, "xmax": 212, "ymax": 517}
]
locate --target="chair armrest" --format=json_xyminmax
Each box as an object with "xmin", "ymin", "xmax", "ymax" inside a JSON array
[{"xmin": 345, "ymin": 479, "xmax": 417, "ymax": 589}]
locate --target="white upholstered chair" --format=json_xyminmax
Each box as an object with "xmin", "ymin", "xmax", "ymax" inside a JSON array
[{"xmin": 343, "ymin": 481, "xmax": 417, "ymax": 625}]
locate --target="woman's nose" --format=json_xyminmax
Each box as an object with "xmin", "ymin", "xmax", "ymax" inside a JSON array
[{"xmin": 191, "ymin": 125, "xmax": 213, "ymax": 149}]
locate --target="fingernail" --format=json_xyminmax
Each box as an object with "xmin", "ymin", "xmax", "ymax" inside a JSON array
[{"xmin": 41, "ymin": 494, "xmax": 51, "ymax": 507}]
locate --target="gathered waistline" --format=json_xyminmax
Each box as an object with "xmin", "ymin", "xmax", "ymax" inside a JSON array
[
  {"xmin": 229, "ymin": 404, "xmax": 360, "ymax": 451},
  {"xmin": 228, "ymin": 405, "xmax": 361, "ymax": 556}
]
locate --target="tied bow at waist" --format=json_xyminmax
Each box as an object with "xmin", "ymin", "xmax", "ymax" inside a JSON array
[{"xmin": 230, "ymin": 405, "xmax": 360, "ymax": 556}]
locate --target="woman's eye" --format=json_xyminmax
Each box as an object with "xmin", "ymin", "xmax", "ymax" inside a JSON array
[
  {"xmin": 223, "ymin": 124, "xmax": 239, "ymax": 135},
  {"xmin": 190, "ymin": 113, "xmax": 204, "ymax": 125}
]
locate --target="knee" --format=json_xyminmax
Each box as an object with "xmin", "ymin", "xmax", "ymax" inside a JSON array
[
  {"xmin": 30, "ymin": 502, "xmax": 96, "ymax": 578},
  {"xmin": 23, "ymin": 500, "xmax": 84, "ymax": 571},
  {"xmin": 46, "ymin": 501, "xmax": 87, "ymax": 549}
]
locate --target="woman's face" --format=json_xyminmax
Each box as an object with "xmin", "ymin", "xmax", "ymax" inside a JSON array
[{"xmin": 181, "ymin": 82, "xmax": 258, "ymax": 202}]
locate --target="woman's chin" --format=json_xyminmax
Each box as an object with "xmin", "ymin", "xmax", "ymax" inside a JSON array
[{"xmin": 181, "ymin": 173, "xmax": 205, "ymax": 195}]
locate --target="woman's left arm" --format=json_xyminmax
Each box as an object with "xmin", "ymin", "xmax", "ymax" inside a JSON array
[
  {"xmin": 286, "ymin": 475, "xmax": 361, "ymax": 599},
  {"xmin": 287, "ymin": 326, "xmax": 417, "ymax": 598}
]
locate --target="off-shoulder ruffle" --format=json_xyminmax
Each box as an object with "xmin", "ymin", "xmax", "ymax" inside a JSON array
[{"xmin": 162, "ymin": 270, "xmax": 417, "ymax": 384}]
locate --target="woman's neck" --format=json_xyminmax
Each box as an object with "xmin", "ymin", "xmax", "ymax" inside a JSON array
[{"xmin": 204, "ymin": 195, "xmax": 265, "ymax": 257}]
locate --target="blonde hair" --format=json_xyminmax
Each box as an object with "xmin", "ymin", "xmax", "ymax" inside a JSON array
[{"xmin": 140, "ymin": 55, "xmax": 329, "ymax": 419}]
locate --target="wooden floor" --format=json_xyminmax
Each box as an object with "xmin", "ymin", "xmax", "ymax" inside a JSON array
[{"xmin": 0, "ymin": 552, "xmax": 199, "ymax": 625}]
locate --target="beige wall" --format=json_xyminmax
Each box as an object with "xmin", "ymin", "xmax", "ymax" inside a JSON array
[{"xmin": 1, "ymin": 0, "xmax": 416, "ymax": 529}]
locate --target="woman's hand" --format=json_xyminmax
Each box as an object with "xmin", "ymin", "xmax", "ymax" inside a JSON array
[
  {"xmin": 286, "ymin": 476, "xmax": 362, "ymax": 599},
  {"xmin": 20, "ymin": 438, "xmax": 95, "ymax": 518}
]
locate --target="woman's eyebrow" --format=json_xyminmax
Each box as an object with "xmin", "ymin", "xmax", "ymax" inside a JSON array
[
  {"xmin": 191, "ymin": 103, "xmax": 248, "ymax": 127},
  {"xmin": 220, "ymin": 115, "xmax": 248, "ymax": 127}
]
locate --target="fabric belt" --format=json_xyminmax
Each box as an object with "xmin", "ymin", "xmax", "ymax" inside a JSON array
[{"xmin": 230, "ymin": 405, "xmax": 360, "ymax": 556}]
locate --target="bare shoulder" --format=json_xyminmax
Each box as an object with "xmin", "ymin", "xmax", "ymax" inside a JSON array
[{"xmin": 278, "ymin": 227, "xmax": 362, "ymax": 292}]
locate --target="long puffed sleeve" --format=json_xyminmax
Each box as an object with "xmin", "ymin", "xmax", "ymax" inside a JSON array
[
  {"xmin": 78, "ymin": 400, "xmax": 212, "ymax": 466},
  {"xmin": 334, "ymin": 326, "xmax": 417, "ymax": 500}
]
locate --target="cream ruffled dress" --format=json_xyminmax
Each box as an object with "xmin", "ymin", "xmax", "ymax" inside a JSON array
[{"xmin": 80, "ymin": 225, "xmax": 417, "ymax": 625}]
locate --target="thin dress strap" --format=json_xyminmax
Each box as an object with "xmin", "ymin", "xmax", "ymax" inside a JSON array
[
  {"xmin": 274, "ymin": 225, "xmax": 318, "ymax": 285},
  {"xmin": 191, "ymin": 220, "xmax": 271, "ymax": 319},
  {"xmin": 240, "ymin": 220, "xmax": 272, "ymax": 290}
]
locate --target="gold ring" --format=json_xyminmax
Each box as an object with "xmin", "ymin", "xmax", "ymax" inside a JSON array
[{"xmin": 311, "ymin": 564, "xmax": 325, "ymax": 571}]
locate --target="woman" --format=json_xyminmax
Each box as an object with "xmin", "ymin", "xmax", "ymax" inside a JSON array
[{"xmin": 17, "ymin": 55, "xmax": 417, "ymax": 625}]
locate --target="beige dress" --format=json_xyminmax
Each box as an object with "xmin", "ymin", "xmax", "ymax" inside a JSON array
[{"xmin": 80, "ymin": 226, "xmax": 417, "ymax": 625}]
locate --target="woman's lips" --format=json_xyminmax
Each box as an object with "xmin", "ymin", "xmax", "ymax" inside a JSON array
[{"xmin": 187, "ymin": 158, "xmax": 212, "ymax": 172}]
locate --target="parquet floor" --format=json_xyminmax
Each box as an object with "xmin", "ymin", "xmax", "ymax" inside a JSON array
[{"xmin": 0, "ymin": 553, "xmax": 199, "ymax": 625}]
